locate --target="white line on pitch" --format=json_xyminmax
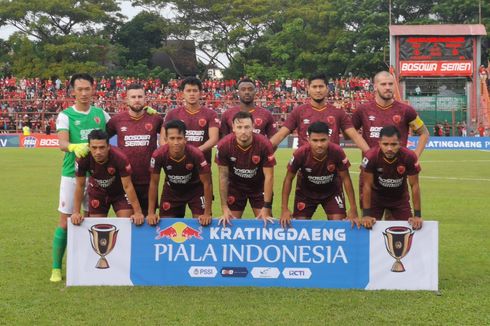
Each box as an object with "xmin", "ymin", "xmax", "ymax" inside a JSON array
[{"xmin": 349, "ymin": 171, "xmax": 490, "ymax": 182}]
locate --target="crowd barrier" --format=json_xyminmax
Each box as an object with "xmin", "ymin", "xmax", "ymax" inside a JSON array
[{"xmin": 67, "ymin": 218, "xmax": 438, "ymax": 290}]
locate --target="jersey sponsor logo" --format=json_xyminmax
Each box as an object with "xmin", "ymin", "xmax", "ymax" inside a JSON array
[
  {"xmin": 304, "ymin": 167, "xmax": 312, "ymax": 172},
  {"xmin": 168, "ymin": 173, "xmax": 192, "ymax": 184},
  {"xmin": 186, "ymin": 130, "xmax": 205, "ymax": 142},
  {"xmin": 107, "ymin": 167, "xmax": 115, "ymax": 175},
  {"xmin": 368, "ymin": 115, "xmax": 376, "ymax": 121},
  {"xmin": 186, "ymin": 163, "xmax": 194, "ymax": 170},
  {"xmin": 297, "ymin": 202, "xmax": 306, "ymax": 211},
  {"xmin": 145, "ymin": 123, "xmax": 153, "ymax": 131},
  {"xmin": 307, "ymin": 175, "xmax": 335, "ymax": 185},
  {"xmin": 327, "ymin": 163, "xmax": 336, "ymax": 172},
  {"xmin": 95, "ymin": 176, "xmax": 116, "ymax": 188},
  {"xmin": 327, "ymin": 116, "xmax": 335, "ymax": 125},
  {"xmin": 230, "ymin": 156, "xmax": 236, "ymax": 162},
  {"xmin": 91, "ymin": 199, "xmax": 100, "ymax": 208},
  {"xmin": 123, "ymin": 134, "xmax": 150, "ymax": 147},
  {"xmin": 166, "ymin": 165, "xmax": 172, "ymax": 170},
  {"xmin": 303, "ymin": 119, "xmax": 310, "ymax": 125},
  {"xmin": 252, "ymin": 155, "xmax": 261, "ymax": 164},
  {"xmin": 254, "ymin": 118, "xmax": 263, "ymax": 126},
  {"xmin": 162, "ymin": 202, "xmax": 171, "ymax": 211},
  {"xmin": 198, "ymin": 118, "xmax": 206, "ymax": 127},
  {"xmin": 393, "ymin": 115, "xmax": 401, "ymax": 124},
  {"xmin": 75, "ymin": 120, "xmax": 81, "ymax": 126},
  {"xmin": 397, "ymin": 165, "xmax": 406, "ymax": 175},
  {"xmin": 369, "ymin": 126, "xmax": 382, "ymax": 139},
  {"xmin": 120, "ymin": 126, "xmax": 127, "ymax": 132},
  {"xmin": 233, "ymin": 166, "xmax": 258, "ymax": 178},
  {"xmin": 378, "ymin": 176, "xmax": 404, "ymax": 188}
]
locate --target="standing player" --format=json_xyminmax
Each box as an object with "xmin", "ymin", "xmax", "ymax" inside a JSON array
[
  {"xmin": 162, "ymin": 77, "xmax": 220, "ymax": 164},
  {"xmin": 270, "ymin": 73, "xmax": 369, "ymax": 152},
  {"xmin": 352, "ymin": 71, "xmax": 429, "ymax": 156},
  {"xmin": 361, "ymin": 126, "xmax": 423, "ymax": 230},
  {"xmin": 220, "ymin": 78, "xmax": 276, "ymax": 138},
  {"xmin": 216, "ymin": 111, "xmax": 276, "ymax": 227},
  {"xmin": 50, "ymin": 73, "xmax": 110, "ymax": 282},
  {"xmin": 71, "ymin": 130, "xmax": 144, "ymax": 225},
  {"xmin": 147, "ymin": 120, "xmax": 212, "ymax": 226},
  {"xmin": 106, "ymin": 83, "xmax": 163, "ymax": 215},
  {"xmin": 280, "ymin": 122, "xmax": 359, "ymax": 228}
]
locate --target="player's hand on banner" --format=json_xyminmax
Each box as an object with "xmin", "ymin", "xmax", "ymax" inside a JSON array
[
  {"xmin": 147, "ymin": 213, "xmax": 160, "ymax": 226},
  {"xmin": 70, "ymin": 212, "xmax": 84, "ymax": 225},
  {"xmin": 280, "ymin": 209, "xmax": 292, "ymax": 229},
  {"xmin": 408, "ymin": 216, "xmax": 423, "ymax": 230},
  {"xmin": 361, "ymin": 216, "xmax": 377, "ymax": 229},
  {"xmin": 198, "ymin": 213, "xmax": 212, "ymax": 226},
  {"xmin": 256, "ymin": 208, "xmax": 274, "ymax": 227},
  {"xmin": 345, "ymin": 208, "xmax": 361, "ymax": 229},
  {"xmin": 145, "ymin": 106, "xmax": 158, "ymax": 115},
  {"xmin": 131, "ymin": 212, "xmax": 145, "ymax": 226},
  {"xmin": 218, "ymin": 208, "xmax": 235, "ymax": 228},
  {"xmin": 68, "ymin": 143, "xmax": 89, "ymax": 158}
]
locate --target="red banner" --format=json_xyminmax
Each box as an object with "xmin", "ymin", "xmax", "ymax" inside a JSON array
[
  {"xmin": 20, "ymin": 133, "xmax": 59, "ymax": 148},
  {"xmin": 399, "ymin": 61, "xmax": 473, "ymax": 77}
]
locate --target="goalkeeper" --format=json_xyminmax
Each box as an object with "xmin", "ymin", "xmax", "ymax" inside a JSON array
[{"xmin": 50, "ymin": 73, "xmax": 111, "ymax": 282}]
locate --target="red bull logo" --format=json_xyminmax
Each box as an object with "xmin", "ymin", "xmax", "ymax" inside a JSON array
[{"xmin": 154, "ymin": 222, "xmax": 202, "ymax": 243}]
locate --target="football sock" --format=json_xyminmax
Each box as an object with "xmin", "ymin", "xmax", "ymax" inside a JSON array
[{"xmin": 52, "ymin": 227, "xmax": 67, "ymax": 269}]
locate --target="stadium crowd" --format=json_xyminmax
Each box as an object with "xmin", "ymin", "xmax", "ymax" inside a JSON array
[{"xmin": 0, "ymin": 76, "xmax": 374, "ymax": 133}]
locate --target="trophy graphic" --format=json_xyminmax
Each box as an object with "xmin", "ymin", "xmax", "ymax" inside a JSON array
[
  {"xmin": 383, "ymin": 226, "xmax": 414, "ymax": 272},
  {"xmin": 88, "ymin": 224, "xmax": 119, "ymax": 269}
]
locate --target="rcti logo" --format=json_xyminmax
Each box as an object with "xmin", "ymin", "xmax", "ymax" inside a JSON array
[
  {"xmin": 23, "ymin": 136, "xmax": 37, "ymax": 148},
  {"xmin": 155, "ymin": 222, "xmax": 203, "ymax": 243}
]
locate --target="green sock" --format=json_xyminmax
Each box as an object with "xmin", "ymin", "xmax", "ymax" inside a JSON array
[{"xmin": 52, "ymin": 227, "xmax": 67, "ymax": 269}]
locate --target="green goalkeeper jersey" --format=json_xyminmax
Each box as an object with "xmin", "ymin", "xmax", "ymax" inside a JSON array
[{"xmin": 56, "ymin": 106, "xmax": 110, "ymax": 177}]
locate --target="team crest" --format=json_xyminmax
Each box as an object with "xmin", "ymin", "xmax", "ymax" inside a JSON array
[
  {"xmin": 297, "ymin": 202, "xmax": 306, "ymax": 211},
  {"xmin": 91, "ymin": 199, "xmax": 100, "ymax": 208},
  {"xmin": 145, "ymin": 123, "xmax": 153, "ymax": 131},
  {"xmin": 107, "ymin": 167, "xmax": 115, "ymax": 175},
  {"xmin": 254, "ymin": 118, "xmax": 263, "ymax": 126},
  {"xmin": 397, "ymin": 165, "xmax": 406, "ymax": 175},
  {"xmin": 227, "ymin": 196, "xmax": 236, "ymax": 205},
  {"xmin": 186, "ymin": 163, "xmax": 194, "ymax": 170},
  {"xmin": 162, "ymin": 202, "xmax": 171, "ymax": 211},
  {"xmin": 392, "ymin": 115, "xmax": 401, "ymax": 124},
  {"xmin": 327, "ymin": 164, "xmax": 336, "ymax": 172},
  {"xmin": 94, "ymin": 116, "xmax": 101, "ymax": 124},
  {"xmin": 252, "ymin": 155, "xmax": 261, "ymax": 164},
  {"xmin": 198, "ymin": 118, "xmax": 207, "ymax": 127},
  {"xmin": 327, "ymin": 116, "xmax": 336, "ymax": 125}
]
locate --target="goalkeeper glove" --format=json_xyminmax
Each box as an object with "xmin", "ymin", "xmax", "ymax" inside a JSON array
[
  {"xmin": 145, "ymin": 106, "xmax": 158, "ymax": 115},
  {"xmin": 68, "ymin": 143, "xmax": 89, "ymax": 158}
]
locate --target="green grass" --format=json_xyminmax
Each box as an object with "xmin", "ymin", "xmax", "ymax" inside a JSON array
[{"xmin": 0, "ymin": 148, "xmax": 489, "ymax": 325}]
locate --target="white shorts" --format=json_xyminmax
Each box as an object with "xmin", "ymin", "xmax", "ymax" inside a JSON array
[{"xmin": 58, "ymin": 176, "xmax": 88, "ymax": 215}]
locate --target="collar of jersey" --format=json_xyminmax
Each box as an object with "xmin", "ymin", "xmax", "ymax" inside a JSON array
[
  {"xmin": 170, "ymin": 155, "xmax": 186, "ymax": 163},
  {"xmin": 185, "ymin": 107, "xmax": 201, "ymax": 115},
  {"xmin": 310, "ymin": 104, "xmax": 328, "ymax": 112}
]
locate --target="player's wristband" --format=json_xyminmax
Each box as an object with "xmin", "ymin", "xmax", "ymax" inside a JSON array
[
  {"xmin": 263, "ymin": 202, "xmax": 272, "ymax": 209},
  {"xmin": 414, "ymin": 210, "xmax": 422, "ymax": 217},
  {"xmin": 363, "ymin": 208, "xmax": 372, "ymax": 216}
]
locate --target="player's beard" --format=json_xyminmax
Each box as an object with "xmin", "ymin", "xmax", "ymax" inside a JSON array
[
  {"xmin": 377, "ymin": 89, "xmax": 393, "ymax": 101},
  {"xmin": 129, "ymin": 105, "xmax": 144, "ymax": 114}
]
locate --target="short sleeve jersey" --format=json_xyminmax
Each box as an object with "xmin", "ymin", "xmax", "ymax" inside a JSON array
[
  {"xmin": 106, "ymin": 111, "xmax": 163, "ymax": 185},
  {"xmin": 361, "ymin": 146, "xmax": 421, "ymax": 199},
  {"xmin": 283, "ymin": 103, "xmax": 353, "ymax": 147},
  {"xmin": 75, "ymin": 147, "xmax": 132, "ymax": 197},
  {"xmin": 150, "ymin": 144, "xmax": 210, "ymax": 193},
  {"xmin": 352, "ymin": 100, "xmax": 423, "ymax": 148},
  {"xmin": 56, "ymin": 106, "xmax": 110, "ymax": 177},
  {"xmin": 220, "ymin": 106, "xmax": 276, "ymax": 138},
  {"xmin": 164, "ymin": 106, "xmax": 220, "ymax": 163},
  {"xmin": 288, "ymin": 143, "xmax": 351, "ymax": 200},
  {"xmin": 215, "ymin": 133, "xmax": 276, "ymax": 193}
]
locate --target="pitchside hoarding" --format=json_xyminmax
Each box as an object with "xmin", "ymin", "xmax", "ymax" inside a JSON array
[
  {"xmin": 407, "ymin": 136, "xmax": 490, "ymax": 150},
  {"xmin": 67, "ymin": 218, "xmax": 438, "ymax": 290}
]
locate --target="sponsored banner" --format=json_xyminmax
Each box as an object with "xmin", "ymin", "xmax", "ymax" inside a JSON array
[
  {"xmin": 19, "ymin": 133, "xmax": 59, "ymax": 148},
  {"xmin": 399, "ymin": 60, "xmax": 473, "ymax": 77},
  {"xmin": 67, "ymin": 218, "xmax": 438, "ymax": 290},
  {"xmin": 408, "ymin": 136, "xmax": 490, "ymax": 150},
  {"xmin": 0, "ymin": 135, "xmax": 20, "ymax": 148},
  {"xmin": 399, "ymin": 36, "xmax": 473, "ymax": 61}
]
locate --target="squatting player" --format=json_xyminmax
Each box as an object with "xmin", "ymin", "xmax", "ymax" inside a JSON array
[
  {"xmin": 216, "ymin": 111, "xmax": 276, "ymax": 227},
  {"xmin": 220, "ymin": 78, "xmax": 276, "ymax": 137},
  {"xmin": 106, "ymin": 83, "xmax": 163, "ymax": 215},
  {"xmin": 147, "ymin": 120, "xmax": 212, "ymax": 226},
  {"xmin": 361, "ymin": 126, "xmax": 423, "ymax": 230},
  {"xmin": 50, "ymin": 73, "xmax": 110, "ymax": 282},
  {"xmin": 270, "ymin": 73, "xmax": 369, "ymax": 152},
  {"xmin": 71, "ymin": 130, "xmax": 144, "ymax": 225},
  {"xmin": 163, "ymin": 77, "xmax": 220, "ymax": 164},
  {"xmin": 280, "ymin": 122, "xmax": 359, "ymax": 228}
]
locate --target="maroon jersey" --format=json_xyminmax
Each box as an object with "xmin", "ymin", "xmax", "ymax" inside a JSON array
[
  {"xmin": 361, "ymin": 146, "xmax": 420, "ymax": 200},
  {"xmin": 150, "ymin": 144, "xmax": 210, "ymax": 193},
  {"xmin": 220, "ymin": 106, "xmax": 276, "ymax": 138},
  {"xmin": 352, "ymin": 100, "xmax": 421, "ymax": 148},
  {"xmin": 288, "ymin": 143, "xmax": 350, "ymax": 200},
  {"xmin": 164, "ymin": 106, "xmax": 220, "ymax": 163},
  {"xmin": 106, "ymin": 111, "xmax": 163, "ymax": 185},
  {"xmin": 283, "ymin": 103, "xmax": 353, "ymax": 147},
  {"xmin": 215, "ymin": 133, "xmax": 276, "ymax": 193},
  {"xmin": 76, "ymin": 147, "xmax": 132, "ymax": 197}
]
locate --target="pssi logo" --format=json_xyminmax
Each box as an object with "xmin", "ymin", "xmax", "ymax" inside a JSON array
[
  {"xmin": 23, "ymin": 136, "xmax": 37, "ymax": 148},
  {"xmin": 155, "ymin": 222, "xmax": 202, "ymax": 243}
]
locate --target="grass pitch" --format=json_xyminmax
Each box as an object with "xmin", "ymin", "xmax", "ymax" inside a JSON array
[{"xmin": 0, "ymin": 148, "xmax": 489, "ymax": 325}]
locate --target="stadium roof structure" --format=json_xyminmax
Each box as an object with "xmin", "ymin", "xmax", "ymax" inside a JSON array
[
  {"xmin": 151, "ymin": 40, "xmax": 198, "ymax": 77},
  {"xmin": 390, "ymin": 24, "xmax": 487, "ymax": 36}
]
